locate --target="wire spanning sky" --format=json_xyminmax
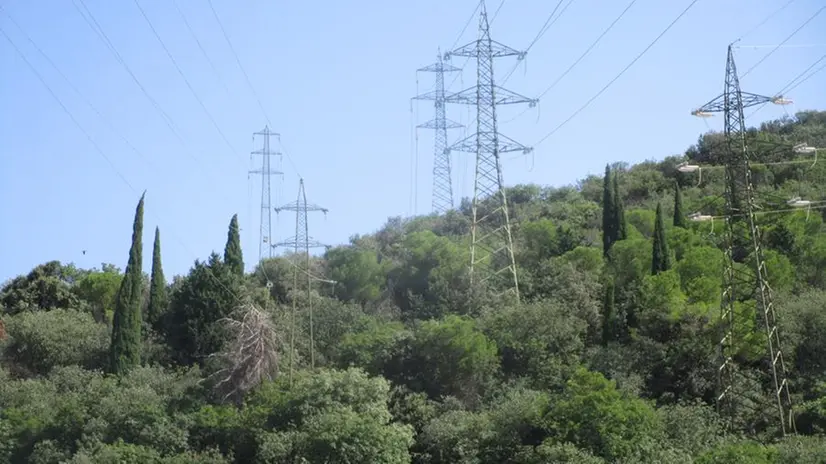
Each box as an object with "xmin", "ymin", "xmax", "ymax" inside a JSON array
[{"xmin": 0, "ymin": 0, "xmax": 824, "ymax": 282}]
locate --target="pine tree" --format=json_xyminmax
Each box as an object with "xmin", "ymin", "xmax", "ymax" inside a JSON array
[
  {"xmin": 613, "ymin": 172, "xmax": 627, "ymax": 240},
  {"xmin": 652, "ymin": 202, "xmax": 671, "ymax": 275},
  {"xmin": 147, "ymin": 226, "xmax": 167, "ymax": 329},
  {"xmin": 110, "ymin": 192, "xmax": 145, "ymax": 375},
  {"xmin": 673, "ymin": 181, "xmax": 687, "ymax": 228},
  {"xmin": 602, "ymin": 164, "xmax": 616, "ymax": 258},
  {"xmin": 601, "ymin": 278, "xmax": 616, "ymax": 345},
  {"xmin": 224, "ymin": 214, "xmax": 244, "ymax": 277}
]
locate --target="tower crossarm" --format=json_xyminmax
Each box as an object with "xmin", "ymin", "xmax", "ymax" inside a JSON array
[
  {"xmin": 253, "ymin": 128, "xmax": 280, "ymax": 138},
  {"xmin": 693, "ymin": 92, "xmax": 783, "ymax": 115},
  {"xmin": 417, "ymin": 61, "xmax": 462, "ymax": 73},
  {"xmin": 446, "ymin": 85, "xmax": 537, "ymax": 107},
  {"xmin": 249, "ymin": 168, "xmax": 284, "ymax": 175},
  {"xmin": 418, "ymin": 118, "xmax": 463, "ymax": 130},
  {"xmin": 447, "ymin": 39, "xmax": 526, "ymax": 60},
  {"xmin": 273, "ymin": 237, "xmax": 329, "ymax": 249},
  {"xmin": 448, "ymin": 132, "xmax": 533, "ymax": 155},
  {"xmin": 412, "ymin": 90, "xmax": 446, "ymax": 102},
  {"xmin": 275, "ymin": 203, "xmax": 328, "ymax": 214}
]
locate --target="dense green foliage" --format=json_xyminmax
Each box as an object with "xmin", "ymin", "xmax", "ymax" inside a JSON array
[{"xmin": 2, "ymin": 111, "xmax": 826, "ymax": 462}]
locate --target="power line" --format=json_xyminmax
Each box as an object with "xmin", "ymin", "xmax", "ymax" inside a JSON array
[
  {"xmin": 0, "ymin": 25, "xmax": 135, "ymax": 192},
  {"xmin": 533, "ymin": 0, "xmax": 701, "ymax": 148},
  {"xmin": 170, "ymin": 0, "xmax": 232, "ymax": 96},
  {"xmin": 447, "ymin": 0, "xmax": 507, "ymax": 91},
  {"xmin": 780, "ymin": 55, "xmax": 826, "ymax": 94},
  {"xmin": 740, "ymin": 5, "xmax": 825, "ymax": 79},
  {"xmin": 205, "ymin": 0, "xmax": 271, "ymax": 126},
  {"xmin": 0, "ymin": 6, "xmax": 159, "ymax": 174},
  {"xmin": 2, "ymin": 4, "xmax": 274, "ymax": 239},
  {"xmin": 132, "ymin": 0, "xmax": 242, "ymax": 160},
  {"xmin": 204, "ymin": 0, "xmax": 303, "ymax": 179},
  {"xmin": 5, "ymin": 4, "xmax": 275, "ymax": 295},
  {"xmin": 68, "ymin": 0, "xmax": 209, "ymax": 169},
  {"xmin": 747, "ymin": 53, "xmax": 826, "ymax": 119},
  {"xmin": 450, "ymin": 0, "xmax": 481, "ymax": 51},
  {"xmin": 537, "ymin": 0, "xmax": 637, "ymax": 100},
  {"xmin": 1, "ymin": 21, "xmax": 248, "ymax": 308},
  {"xmin": 501, "ymin": 0, "xmax": 637, "ymax": 125},
  {"xmin": 500, "ymin": 0, "xmax": 574, "ymax": 85},
  {"xmin": 737, "ymin": 0, "xmax": 797, "ymax": 42},
  {"xmin": 527, "ymin": 0, "xmax": 572, "ymax": 50}
]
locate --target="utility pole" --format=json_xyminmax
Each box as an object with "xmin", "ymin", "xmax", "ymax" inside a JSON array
[
  {"xmin": 692, "ymin": 42, "xmax": 794, "ymax": 436},
  {"xmin": 250, "ymin": 126, "xmax": 283, "ymax": 262},
  {"xmin": 274, "ymin": 179, "xmax": 328, "ymax": 383},
  {"xmin": 413, "ymin": 49, "xmax": 464, "ymax": 214},
  {"xmin": 444, "ymin": 0, "xmax": 536, "ymax": 301}
]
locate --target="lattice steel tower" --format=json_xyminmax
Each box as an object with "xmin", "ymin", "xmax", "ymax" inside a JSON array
[
  {"xmin": 692, "ymin": 43, "xmax": 795, "ymax": 436},
  {"xmin": 274, "ymin": 179, "xmax": 328, "ymax": 380},
  {"xmin": 250, "ymin": 126, "xmax": 283, "ymax": 262},
  {"xmin": 413, "ymin": 49, "xmax": 464, "ymax": 214},
  {"xmin": 444, "ymin": 0, "xmax": 536, "ymax": 300}
]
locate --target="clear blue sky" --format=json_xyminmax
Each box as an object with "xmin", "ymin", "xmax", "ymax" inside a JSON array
[{"xmin": 1, "ymin": 0, "xmax": 824, "ymax": 282}]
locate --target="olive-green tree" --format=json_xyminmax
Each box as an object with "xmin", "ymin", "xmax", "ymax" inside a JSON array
[{"xmin": 109, "ymin": 193, "xmax": 145, "ymax": 375}]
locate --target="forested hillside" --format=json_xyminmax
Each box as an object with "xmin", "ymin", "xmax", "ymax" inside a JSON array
[{"xmin": 2, "ymin": 110, "xmax": 826, "ymax": 463}]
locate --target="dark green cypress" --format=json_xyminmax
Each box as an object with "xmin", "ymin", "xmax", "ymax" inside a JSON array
[
  {"xmin": 224, "ymin": 214, "xmax": 244, "ymax": 277},
  {"xmin": 147, "ymin": 226, "xmax": 167, "ymax": 328},
  {"xmin": 673, "ymin": 181, "xmax": 687, "ymax": 228},
  {"xmin": 601, "ymin": 278, "xmax": 616, "ymax": 345},
  {"xmin": 613, "ymin": 172, "xmax": 627, "ymax": 240},
  {"xmin": 652, "ymin": 202, "xmax": 671, "ymax": 275},
  {"xmin": 109, "ymin": 192, "xmax": 145, "ymax": 375},
  {"xmin": 602, "ymin": 164, "xmax": 616, "ymax": 258}
]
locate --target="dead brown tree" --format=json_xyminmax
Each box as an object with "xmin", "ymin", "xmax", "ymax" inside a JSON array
[{"xmin": 208, "ymin": 302, "xmax": 280, "ymax": 405}]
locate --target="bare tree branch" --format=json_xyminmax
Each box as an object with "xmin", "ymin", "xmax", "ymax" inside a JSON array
[{"xmin": 208, "ymin": 302, "xmax": 280, "ymax": 405}]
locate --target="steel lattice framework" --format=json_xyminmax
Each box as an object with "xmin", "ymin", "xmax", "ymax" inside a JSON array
[
  {"xmin": 274, "ymin": 179, "xmax": 328, "ymax": 380},
  {"xmin": 444, "ymin": 1, "xmax": 536, "ymax": 300},
  {"xmin": 693, "ymin": 44, "xmax": 795, "ymax": 436},
  {"xmin": 250, "ymin": 126, "xmax": 283, "ymax": 262},
  {"xmin": 413, "ymin": 50, "xmax": 464, "ymax": 214}
]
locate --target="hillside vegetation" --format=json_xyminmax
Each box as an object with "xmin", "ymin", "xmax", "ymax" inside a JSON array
[{"xmin": 2, "ymin": 110, "xmax": 826, "ymax": 463}]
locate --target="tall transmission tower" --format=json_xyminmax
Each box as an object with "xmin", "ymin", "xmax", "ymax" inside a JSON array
[
  {"xmin": 444, "ymin": 0, "xmax": 536, "ymax": 301},
  {"xmin": 692, "ymin": 43, "xmax": 795, "ymax": 436},
  {"xmin": 413, "ymin": 49, "xmax": 464, "ymax": 214},
  {"xmin": 274, "ymin": 179, "xmax": 328, "ymax": 382},
  {"xmin": 250, "ymin": 126, "xmax": 283, "ymax": 262}
]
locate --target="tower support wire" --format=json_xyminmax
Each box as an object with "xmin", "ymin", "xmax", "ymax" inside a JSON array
[
  {"xmin": 274, "ymin": 179, "xmax": 328, "ymax": 384},
  {"xmin": 250, "ymin": 127, "xmax": 283, "ymax": 263},
  {"xmin": 444, "ymin": 0, "xmax": 536, "ymax": 302},
  {"xmin": 413, "ymin": 49, "xmax": 464, "ymax": 214},
  {"xmin": 692, "ymin": 43, "xmax": 795, "ymax": 436}
]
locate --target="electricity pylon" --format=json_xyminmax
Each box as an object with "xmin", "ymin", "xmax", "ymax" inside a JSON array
[
  {"xmin": 692, "ymin": 42, "xmax": 795, "ymax": 436},
  {"xmin": 274, "ymin": 179, "xmax": 328, "ymax": 382},
  {"xmin": 413, "ymin": 49, "xmax": 464, "ymax": 214},
  {"xmin": 250, "ymin": 126, "xmax": 283, "ymax": 262},
  {"xmin": 444, "ymin": 0, "xmax": 536, "ymax": 301}
]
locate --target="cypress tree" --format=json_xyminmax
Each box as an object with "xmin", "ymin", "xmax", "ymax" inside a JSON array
[
  {"xmin": 652, "ymin": 202, "xmax": 671, "ymax": 275},
  {"xmin": 110, "ymin": 192, "xmax": 145, "ymax": 375},
  {"xmin": 601, "ymin": 279, "xmax": 616, "ymax": 345},
  {"xmin": 224, "ymin": 214, "xmax": 244, "ymax": 277},
  {"xmin": 602, "ymin": 164, "xmax": 616, "ymax": 258},
  {"xmin": 147, "ymin": 226, "xmax": 167, "ymax": 329},
  {"xmin": 673, "ymin": 181, "xmax": 687, "ymax": 228},
  {"xmin": 613, "ymin": 172, "xmax": 627, "ymax": 240}
]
